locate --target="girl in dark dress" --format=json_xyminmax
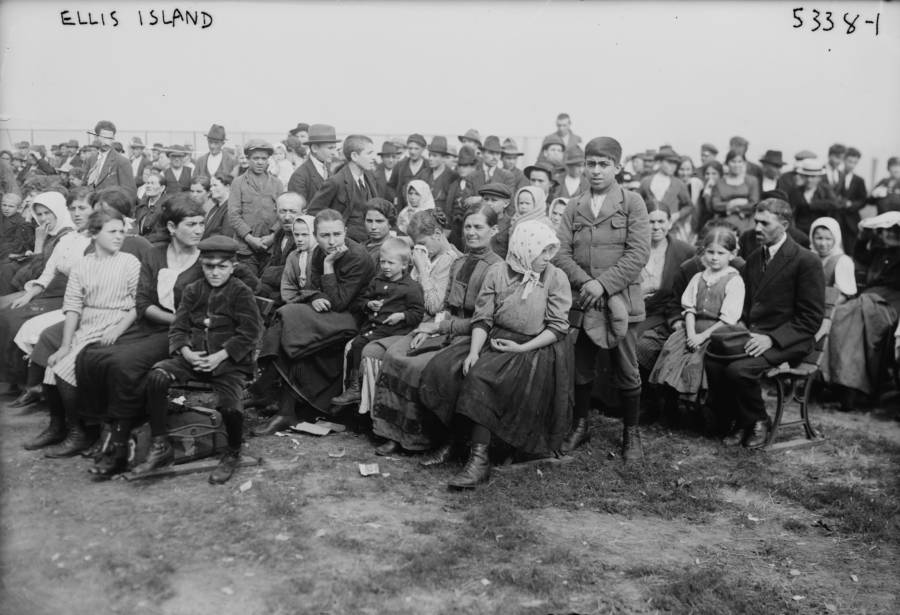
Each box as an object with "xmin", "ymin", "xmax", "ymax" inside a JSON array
[{"xmin": 425, "ymin": 220, "xmax": 573, "ymax": 489}]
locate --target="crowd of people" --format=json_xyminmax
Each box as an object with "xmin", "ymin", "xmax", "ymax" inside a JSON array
[{"xmin": 1, "ymin": 113, "xmax": 898, "ymax": 488}]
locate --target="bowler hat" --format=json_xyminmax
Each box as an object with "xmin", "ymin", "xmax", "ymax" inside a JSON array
[
  {"xmin": 501, "ymin": 138, "xmax": 524, "ymax": 157},
  {"xmin": 198, "ymin": 235, "xmax": 240, "ymax": 257},
  {"xmin": 457, "ymin": 145, "xmax": 478, "ymax": 166},
  {"xmin": 166, "ymin": 144, "xmax": 187, "ymax": 157},
  {"xmin": 796, "ymin": 158, "xmax": 826, "ymax": 176},
  {"xmin": 428, "ymin": 136, "xmax": 450, "ymax": 155},
  {"xmin": 66, "ymin": 139, "xmax": 79, "ymax": 148},
  {"xmin": 701, "ymin": 142, "xmax": 719, "ymax": 155},
  {"xmin": 654, "ymin": 146, "xmax": 681, "ymax": 163},
  {"xmin": 524, "ymin": 160, "xmax": 556, "ymax": 180},
  {"xmin": 307, "ymin": 124, "xmax": 340, "ymax": 144},
  {"xmin": 243, "ymin": 139, "xmax": 275, "ymax": 156},
  {"xmin": 759, "ymin": 150, "xmax": 786, "ymax": 167},
  {"xmin": 705, "ymin": 325, "xmax": 751, "ymax": 361},
  {"xmin": 407, "ymin": 133, "xmax": 427, "ymax": 148},
  {"xmin": 130, "ymin": 137, "xmax": 145, "ymax": 148},
  {"xmin": 482, "ymin": 136, "xmax": 503, "ymax": 153},
  {"xmin": 289, "ymin": 122, "xmax": 310, "ymax": 137},
  {"xmin": 541, "ymin": 135, "xmax": 565, "ymax": 150},
  {"xmin": 478, "ymin": 182, "xmax": 512, "ymax": 199},
  {"xmin": 564, "ymin": 146, "xmax": 585, "ymax": 166},
  {"xmin": 379, "ymin": 141, "xmax": 399, "ymax": 156},
  {"xmin": 458, "ymin": 129, "xmax": 482, "ymax": 147},
  {"xmin": 205, "ymin": 124, "xmax": 227, "ymax": 141}
]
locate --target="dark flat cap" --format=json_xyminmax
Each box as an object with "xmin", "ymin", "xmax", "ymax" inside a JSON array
[
  {"xmin": 198, "ymin": 235, "xmax": 240, "ymax": 255},
  {"xmin": 477, "ymin": 182, "xmax": 512, "ymax": 199},
  {"xmin": 407, "ymin": 133, "xmax": 427, "ymax": 148}
]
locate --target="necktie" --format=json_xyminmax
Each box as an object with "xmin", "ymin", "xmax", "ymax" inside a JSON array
[
  {"xmin": 88, "ymin": 153, "xmax": 104, "ymax": 186},
  {"xmin": 762, "ymin": 246, "xmax": 771, "ymax": 273},
  {"xmin": 357, "ymin": 178, "xmax": 367, "ymax": 199}
]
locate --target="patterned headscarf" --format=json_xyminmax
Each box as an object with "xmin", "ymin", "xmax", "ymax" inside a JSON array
[{"xmin": 506, "ymin": 220, "xmax": 560, "ymax": 299}]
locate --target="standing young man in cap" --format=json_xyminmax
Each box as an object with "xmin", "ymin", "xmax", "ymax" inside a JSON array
[
  {"xmin": 458, "ymin": 129, "xmax": 483, "ymax": 155},
  {"xmin": 477, "ymin": 182, "xmax": 514, "ymax": 258},
  {"xmin": 129, "ymin": 138, "xmax": 150, "ymax": 188},
  {"xmin": 288, "ymin": 123, "xmax": 310, "ymax": 144},
  {"xmin": 425, "ymin": 136, "xmax": 458, "ymax": 217},
  {"xmin": 58, "ymin": 140, "xmax": 82, "ymax": 172},
  {"xmin": 554, "ymin": 136, "xmax": 651, "ymax": 463},
  {"xmin": 639, "ymin": 146, "xmax": 691, "ymax": 216},
  {"xmin": 83, "ymin": 120, "xmax": 137, "ymax": 200},
  {"xmin": 699, "ymin": 143, "xmax": 718, "ymax": 168},
  {"xmin": 837, "ymin": 147, "xmax": 867, "ymax": 253},
  {"xmin": 546, "ymin": 113, "xmax": 582, "ymax": 149},
  {"xmin": 375, "ymin": 141, "xmax": 399, "ymax": 204},
  {"xmin": 445, "ymin": 145, "xmax": 480, "ymax": 248},
  {"xmin": 308, "ymin": 135, "xmax": 379, "ymax": 243},
  {"xmin": 228, "ymin": 139, "xmax": 284, "ymax": 272},
  {"xmin": 287, "ymin": 124, "xmax": 339, "ymax": 203},
  {"xmin": 758, "ymin": 150, "xmax": 787, "ymax": 193},
  {"xmin": 500, "ymin": 138, "xmax": 529, "ymax": 191},
  {"xmin": 387, "ymin": 133, "xmax": 430, "ymax": 209},
  {"xmin": 559, "ymin": 146, "xmax": 589, "ymax": 199},
  {"xmin": 194, "ymin": 124, "xmax": 236, "ymax": 181},
  {"xmin": 467, "ymin": 136, "xmax": 517, "ymax": 196},
  {"xmin": 824, "ymin": 143, "xmax": 847, "ymax": 196},
  {"xmin": 162, "ymin": 145, "xmax": 193, "ymax": 198},
  {"xmin": 524, "ymin": 160, "xmax": 558, "ymax": 200}
]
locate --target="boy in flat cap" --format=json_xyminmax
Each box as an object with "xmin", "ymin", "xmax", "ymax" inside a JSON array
[
  {"xmin": 554, "ymin": 136, "xmax": 651, "ymax": 463},
  {"xmin": 425, "ymin": 136, "xmax": 459, "ymax": 218},
  {"xmin": 162, "ymin": 145, "xmax": 193, "ymax": 198},
  {"xmin": 445, "ymin": 145, "xmax": 480, "ymax": 249},
  {"xmin": 228, "ymin": 139, "xmax": 284, "ymax": 272},
  {"xmin": 388, "ymin": 134, "xmax": 430, "ymax": 209},
  {"xmin": 478, "ymin": 182, "xmax": 514, "ymax": 258},
  {"xmin": 135, "ymin": 235, "xmax": 263, "ymax": 484},
  {"xmin": 375, "ymin": 142, "xmax": 400, "ymax": 204}
]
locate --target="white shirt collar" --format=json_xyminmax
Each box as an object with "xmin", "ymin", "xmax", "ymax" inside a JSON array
[
  {"xmin": 767, "ymin": 231, "xmax": 788, "ymax": 258},
  {"xmin": 311, "ymin": 156, "xmax": 327, "ymax": 178}
]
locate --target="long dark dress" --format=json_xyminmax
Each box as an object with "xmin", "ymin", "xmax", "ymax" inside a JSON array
[
  {"xmin": 371, "ymin": 247, "xmax": 503, "ymax": 450},
  {"xmin": 422, "ymin": 262, "xmax": 574, "ymax": 455}
]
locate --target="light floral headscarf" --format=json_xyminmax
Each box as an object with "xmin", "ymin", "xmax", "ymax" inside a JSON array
[{"xmin": 506, "ymin": 220, "xmax": 559, "ymax": 299}]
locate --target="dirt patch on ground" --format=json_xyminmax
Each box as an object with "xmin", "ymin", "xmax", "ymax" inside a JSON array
[{"xmin": 2, "ymin": 397, "xmax": 898, "ymax": 614}]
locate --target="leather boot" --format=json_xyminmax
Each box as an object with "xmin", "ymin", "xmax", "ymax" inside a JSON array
[
  {"xmin": 419, "ymin": 441, "xmax": 455, "ymax": 467},
  {"xmin": 44, "ymin": 425, "xmax": 91, "ymax": 458},
  {"xmin": 331, "ymin": 370, "xmax": 362, "ymax": 407},
  {"xmin": 621, "ymin": 425, "xmax": 644, "ymax": 464},
  {"xmin": 90, "ymin": 443, "xmax": 128, "ymax": 479},
  {"xmin": 744, "ymin": 419, "xmax": 772, "ymax": 448},
  {"xmin": 23, "ymin": 417, "xmax": 66, "ymax": 451},
  {"xmin": 131, "ymin": 436, "xmax": 174, "ymax": 475},
  {"xmin": 448, "ymin": 443, "xmax": 491, "ymax": 490},
  {"xmin": 251, "ymin": 415, "xmax": 294, "ymax": 437},
  {"xmin": 9, "ymin": 386, "xmax": 42, "ymax": 408},
  {"xmin": 561, "ymin": 418, "xmax": 591, "ymax": 454},
  {"xmin": 209, "ymin": 449, "xmax": 241, "ymax": 484}
]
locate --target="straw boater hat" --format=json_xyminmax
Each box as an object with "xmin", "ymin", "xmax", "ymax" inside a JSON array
[{"xmin": 796, "ymin": 158, "xmax": 826, "ymax": 176}]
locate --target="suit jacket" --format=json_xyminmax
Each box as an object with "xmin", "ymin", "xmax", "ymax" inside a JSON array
[
  {"xmin": 553, "ymin": 182, "xmax": 651, "ymax": 322},
  {"xmin": 388, "ymin": 157, "xmax": 431, "ymax": 208},
  {"xmin": 823, "ymin": 166, "xmax": 845, "ymax": 197},
  {"xmin": 84, "ymin": 150, "xmax": 137, "ymax": 200},
  {"xmin": 307, "ymin": 165, "xmax": 379, "ymax": 243},
  {"xmin": 201, "ymin": 201, "xmax": 233, "ymax": 240},
  {"xmin": 130, "ymin": 155, "xmax": 150, "ymax": 187},
  {"xmin": 287, "ymin": 158, "xmax": 328, "ymax": 204},
  {"xmin": 841, "ymin": 174, "xmax": 867, "ymax": 211},
  {"xmin": 742, "ymin": 236, "xmax": 825, "ymax": 364},
  {"xmin": 466, "ymin": 165, "xmax": 518, "ymax": 197},
  {"xmin": 163, "ymin": 166, "xmax": 193, "ymax": 198},
  {"xmin": 738, "ymin": 226, "xmax": 809, "ymax": 261},
  {"xmin": 193, "ymin": 151, "xmax": 238, "ymax": 181},
  {"xmin": 776, "ymin": 170, "xmax": 800, "ymax": 194},
  {"xmin": 788, "ymin": 183, "xmax": 839, "ymax": 234},
  {"xmin": 426, "ymin": 166, "xmax": 459, "ymax": 218},
  {"xmin": 558, "ymin": 174, "xmax": 591, "ymax": 200},
  {"xmin": 507, "ymin": 167, "xmax": 529, "ymax": 192},
  {"xmin": 374, "ymin": 163, "xmax": 396, "ymax": 204}
]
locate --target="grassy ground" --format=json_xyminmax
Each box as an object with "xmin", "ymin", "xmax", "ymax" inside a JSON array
[{"xmin": 1, "ymin": 391, "xmax": 898, "ymax": 615}]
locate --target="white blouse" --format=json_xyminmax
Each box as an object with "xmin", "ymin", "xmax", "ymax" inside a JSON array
[
  {"xmin": 681, "ymin": 266, "xmax": 745, "ymax": 325},
  {"xmin": 24, "ymin": 232, "xmax": 91, "ymax": 293}
]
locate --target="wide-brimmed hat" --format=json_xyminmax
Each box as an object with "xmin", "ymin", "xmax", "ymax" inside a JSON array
[
  {"xmin": 759, "ymin": 150, "xmax": 786, "ymax": 167},
  {"xmin": 379, "ymin": 141, "xmax": 399, "ymax": 156},
  {"xmin": 458, "ymin": 129, "xmax": 482, "ymax": 147},
  {"xmin": 564, "ymin": 146, "xmax": 585, "ymax": 166},
  {"xmin": 306, "ymin": 124, "xmax": 340, "ymax": 144},
  {"xmin": 428, "ymin": 136, "xmax": 450, "ymax": 155},
  {"xmin": 541, "ymin": 134, "xmax": 565, "ymax": 150},
  {"xmin": 655, "ymin": 146, "xmax": 681, "ymax": 163},
  {"xmin": 166, "ymin": 144, "xmax": 187, "ymax": 157},
  {"xmin": 243, "ymin": 139, "xmax": 275, "ymax": 156},
  {"xmin": 501, "ymin": 138, "xmax": 524, "ymax": 157},
  {"xmin": 457, "ymin": 145, "xmax": 478, "ymax": 166},
  {"xmin": 705, "ymin": 325, "xmax": 751, "ymax": 361},
  {"xmin": 205, "ymin": 124, "xmax": 227, "ymax": 141},
  {"xmin": 796, "ymin": 158, "xmax": 826, "ymax": 176},
  {"xmin": 129, "ymin": 137, "xmax": 145, "ymax": 149},
  {"xmin": 859, "ymin": 211, "xmax": 900, "ymax": 231},
  {"xmin": 482, "ymin": 135, "xmax": 503, "ymax": 153},
  {"xmin": 524, "ymin": 160, "xmax": 557, "ymax": 179},
  {"xmin": 478, "ymin": 182, "xmax": 512, "ymax": 199}
]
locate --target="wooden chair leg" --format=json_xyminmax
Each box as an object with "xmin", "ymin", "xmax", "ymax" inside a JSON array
[
  {"xmin": 800, "ymin": 373, "xmax": 818, "ymax": 440},
  {"xmin": 767, "ymin": 376, "xmax": 787, "ymax": 446}
]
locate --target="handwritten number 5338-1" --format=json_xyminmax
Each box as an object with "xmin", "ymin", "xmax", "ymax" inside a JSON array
[{"xmin": 792, "ymin": 8, "xmax": 880, "ymax": 35}]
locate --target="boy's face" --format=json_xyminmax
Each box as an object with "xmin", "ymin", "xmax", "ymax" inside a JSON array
[
  {"xmin": 352, "ymin": 143, "xmax": 377, "ymax": 171},
  {"xmin": 248, "ymin": 151, "xmax": 269, "ymax": 174},
  {"xmin": 201, "ymin": 257, "xmax": 235, "ymax": 288},
  {"xmin": 844, "ymin": 155, "xmax": 859, "ymax": 173},
  {"xmin": 458, "ymin": 163, "xmax": 476, "ymax": 179},
  {"xmin": 1, "ymin": 198, "xmax": 18, "ymax": 217},
  {"xmin": 380, "ymin": 153, "xmax": 398, "ymax": 170},
  {"xmin": 501, "ymin": 155, "xmax": 518, "ymax": 171},
  {"xmin": 428, "ymin": 152, "xmax": 444, "ymax": 170},
  {"xmin": 379, "ymin": 250, "xmax": 405, "ymax": 280},
  {"xmin": 407, "ymin": 143, "xmax": 423, "ymax": 161},
  {"xmin": 529, "ymin": 171, "xmax": 552, "ymax": 194},
  {"xmin": 482, "ymin": 195, "xmax": 509, "ymax": 215},
  {"xmin": 585, "ymin": 154, "xmax": 621, "ymax": 192},
  {"xmin": 828, "ymin": 153, "xmax": 844, "ymax": 168},
  {"xmin": 316, "ymin": 220, "xmax": 347, "ymax": 253}
]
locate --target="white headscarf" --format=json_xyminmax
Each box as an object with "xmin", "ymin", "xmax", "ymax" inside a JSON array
[
  {"xmin": 397, "ymin": 180, "xmax": 436, "ymax": 233},
  {"xmin": 506, "ymin": 220, "xmax": 560, "ymax": 299},
  {"xmin": 809, "ymin": 216, "xmax": 844, "ymax": 261},
  {"xmin": 512, "ymin": 185, "xmax": 550, "ymax": 226},
  {"xmin": 31, "ymin": 191, "xmax": 74, "ymax": 236}
]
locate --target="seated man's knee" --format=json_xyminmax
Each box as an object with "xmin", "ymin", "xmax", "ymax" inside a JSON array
[{"xmin": 146, "ymin": 367, "xmax": 174, "ymax": 392}]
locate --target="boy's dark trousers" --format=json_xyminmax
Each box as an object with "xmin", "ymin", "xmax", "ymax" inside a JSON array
[
  {"xmin": 145, "ymin": 355, "xmax": 247, "ymax": 450},
  {"xmin": 347, "ymin": 322, "xmax": 410, "ymax": 371}
]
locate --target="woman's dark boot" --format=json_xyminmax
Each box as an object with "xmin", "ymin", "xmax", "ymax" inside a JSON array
[
  {"xmin": 561, "ymin": 418, "xmax": 591, "ymax": 454},
  {"xmin": 621, "ymin": 425, "xmax": 644, "ymax": 464},
  {"xmin": 419, "ymin": 441, "xmax": 455, "ymax": 467},
  {"xmin": 44, "ymin": 424, "xmax": 90, "ymax": 458},
  {"xmin": 131, "ymin": 436, "xmax": 174, "ymax": 475},
  {"xmin": 448, "ymin": 443, "xmax": 491, "ymax": 490},
  {"xmin": 331, "ymin": 370, "xmax": 362, "ymax": 407},
  {"xmin": 23, "ymin": 416, "xmax": 67, "ymax": 450},
  {"xmin": 9, "ymin": 385, "xmax": 42, "ymax": 409}
]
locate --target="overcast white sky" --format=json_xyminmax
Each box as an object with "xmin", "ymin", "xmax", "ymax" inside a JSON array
[{"xmin": 1, "ymin": 1, "xmax": 898, "ymax": 173}]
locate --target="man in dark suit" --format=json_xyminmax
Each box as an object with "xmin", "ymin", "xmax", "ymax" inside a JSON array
[
  {"xmin": 824, "ymin": 143, "xmax": 846, "ymax": 196},
  {"xmin": 558, "ymin": 146, "xmax": 590, "ymax": 199},
  {"xmin": 374, "ymin": 141, "xmax": 399, "ymax": 205},
  {"xmin": 162, "ymin": 145, "xmax": 193, "ymax": 198},
  {"xmin": 776, "ymin": 149, "xmax": 816, "ymax": 194},
  {"xmin": 500, "ymin": 138, "xmax": 529, "ymax": 192},
  {"xmin": 836, "ymin": 147, "xmax": 867, "ymax": 253},
  {"xmin": 388, "ymin": 133, "xmax": 430, "ymax": 209},
  {"xmin": 128, "ymin": 137, "xmax": 150, "ymax": 188},
  {"xmin": 706, "ymin": 198, "xmax": 825, "ymax": 447},
  {"xmin": 287, "ymin": 124, "xmax": 340, "ymax": 204},
  {"xmin": 425, "ymin": 136, "xmax": 458, "ymax": 216},
  {"xmin": 307, "ymin": 135, "xmax": 379, "ymax": 243},
  {"xmin": 83, "ymin": 120, "xmax": 137, "ymax": 200},
  {"xmin": 465, "ymin": 135, "xmax": 517, "ymax": 196},
  {"xmin": 193, "ymin": 124, "xmax": 237, "ymax": 181}
]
